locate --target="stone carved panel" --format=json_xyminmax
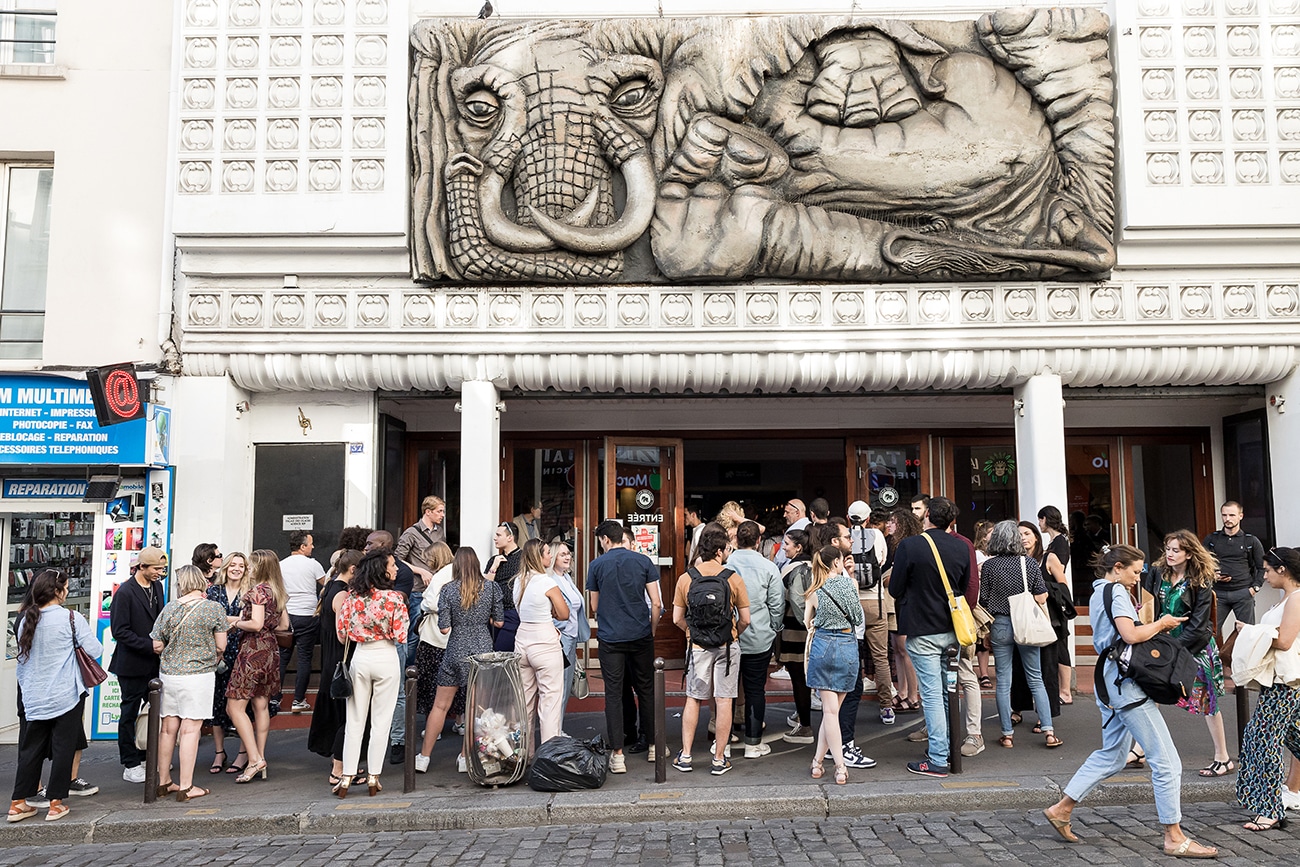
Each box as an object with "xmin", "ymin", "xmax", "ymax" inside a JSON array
[{"xmin": 410, "ymin": 11, "xmax": 1117, "ymax": 284}]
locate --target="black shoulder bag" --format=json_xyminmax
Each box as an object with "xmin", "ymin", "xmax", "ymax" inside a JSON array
[{"xmin": 1094, "ymin": 583, "xmax": 1200, "ymax": 709}]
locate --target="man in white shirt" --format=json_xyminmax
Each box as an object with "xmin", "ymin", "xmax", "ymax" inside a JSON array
[
  {"xmin": 279, "ymin": 530, "xmax": 326, "ymax": 713},
  {"xmin": 773, "ymin": 498, "xmax": 810, "ymax": 569}
]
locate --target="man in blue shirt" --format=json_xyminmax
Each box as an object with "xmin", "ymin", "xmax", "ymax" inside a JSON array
[{"xmin": 588, "ymin": 520, "xmax": 662, "ymax": 774}]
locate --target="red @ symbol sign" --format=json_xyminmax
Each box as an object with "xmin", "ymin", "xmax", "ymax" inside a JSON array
[{"xmin": 104, "ymin": 370, "xmax": 140, "ymax": 417}]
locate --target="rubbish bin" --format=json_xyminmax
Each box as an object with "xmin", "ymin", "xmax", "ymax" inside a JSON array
[{"xmin": 465, "ymin": 651, "xmax": 530, "ymax": 786}]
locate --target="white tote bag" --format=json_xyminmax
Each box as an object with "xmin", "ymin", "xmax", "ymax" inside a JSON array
[{"xmin": 1009, "ymin": 557, "xmax": 1057, "ymax": 647}]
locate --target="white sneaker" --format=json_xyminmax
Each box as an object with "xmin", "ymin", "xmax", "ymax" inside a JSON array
[
  {"xmin": 122, "ymin": 766, "xmax": 146, "ymax": 784},
  {"xmin": 414, "ymin": 753, "xmax": 430, "ymax": 773},
  {"xmin": 456, "ymin": 754, "xmax": 467, "ymax": 774},
  {"xmin": 647, "ymin": 745, "xmax": 656, "ymax": 762},
  {"xmin": 863, "ymin": 677, "xmax": 878, "ymax": 694},
  {"xmin": 609, "ymin": 753, "xmax": 627, "ymax": 774},
  {"xmin": 709, "ymin": 740, "xmax": 732, "ymax": 758},
  {"xmin": 810, "ymin": 693, "xmax": 823, "ymax": 710},
  {"xmin": 744, "ymin": 742, "xmax": 771, "ymax": 759},
  {"xmin": 770, "ymin": 668, "xmax": 791, "ymax": 680},
  {"xmin": 1283, "ymin": 786, "xmax": 1300, "ymax": 810}
]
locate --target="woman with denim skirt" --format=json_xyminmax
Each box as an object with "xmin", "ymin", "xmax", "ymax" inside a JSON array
[
  {"xmin": 1042, "ymin": 545, "xmax": 1218, "ymax": 858},
  {"xmin": 803, "ymin": 544, "xmax": 864, "ymax": 786}
]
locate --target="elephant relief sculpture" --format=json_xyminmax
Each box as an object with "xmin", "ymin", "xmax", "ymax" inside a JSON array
[{"xmin": 410, "ymin": 9, "xmax": 1115, "ymax": 284}]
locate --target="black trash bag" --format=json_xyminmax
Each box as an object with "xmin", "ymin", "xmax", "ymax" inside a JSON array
[{"xmin": 526, "ymin": 735, "xmax": 609, "ymax": 792}]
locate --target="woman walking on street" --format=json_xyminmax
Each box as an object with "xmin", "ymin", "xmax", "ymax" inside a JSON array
[
  {"xmin": 1147, "ymin": 530, "xmax": 1233, "ymax": 778},
  {"xmin": 1042, "ymin": 545, "xmax": 1218, "ymax": 858},
  {"xmin": 415, "ymin": 547, "xmax": 504, "ymax": 773},
  {"xmin": 334, "ymin": 549, "xmax": 409, "ymax": 798},
  {"xmin": 307, "ymin": 549, "xmax": 363, "ymax": 788},
  {"xmin": 8, "ymin": 570, "xmax": 100, "ymax": 824},
  {"xmin": 151, "ymin": 565, "xmax": 228, "ymax": 801},
  {"xmin": 804, "ymin": 544, "xmax": 864, "ymax": 785},
  {"xmin": 1235, "ymin": 546, "xmax": 1300, "ymax": 831},
  {"xmin": 224, "ymin": 549, "xmax": 289, "ymax": 784},
  {"xmin": 513, "ymin": 539, "xmax": 570, "ymax": 749},
  {"xmin": 978, "ymin": 521, "xmax": 1060, "ymax": 750},
  {"xmin": 206, "ymin": 552, "xmax": 247, "ymax": 775},
  {"xmin": 778, "ymin": 529, "xmax": 815, "ymax": 744}
]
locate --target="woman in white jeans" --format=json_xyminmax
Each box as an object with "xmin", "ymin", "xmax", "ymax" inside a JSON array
[
  {"xmin": 333, "ymin": 549, "xmax": 409, "ymax": 798},
  {"xmin": 513, "ymin": 539, "xmax": 570, "ymax": 750},
  {"xmin": 1043, "ymin": 545, "xmax": 1217, "ymax": 858}
]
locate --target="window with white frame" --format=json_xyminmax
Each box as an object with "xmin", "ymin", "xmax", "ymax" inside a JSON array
[
  {"xmin": 0, "ymin": 164, "xmax": 53, "ymax": 358},
  {"xmin": 0, "ymin": 1, "xmax": 55, "ymax": 65}
]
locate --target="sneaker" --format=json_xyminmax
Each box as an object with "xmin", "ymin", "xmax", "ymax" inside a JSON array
[
  {"xmin": 710, "ymin": 756, "xmax": 733, "ymax": 776},
  {"xmin": 770, "ymin": 667, "xmax": 791, "ymax": 680},
  {"xmin": 452, "ymin": 720, "xmax": 466, "ymax": 736},
  {"xmin": 68, "ymin": 779, "xmax": 98, "ymax": 797},
  {"xmin": 960, "ymin": 735, "xmax": 986, "ymax": 757},
  {"xmin": 389, "ymin": 743, "xmax": 405, "ymax": 765},
  {"xmin": 863, "ymin": 677, "xmax": 878, "ymax": 694},
  {"xmin": 709, "ymin": 740, "xmax": 732, "ymax": 758},
  {"xmin": 906, "ymin": 760, "xmax": 950, "ymax": 778},
  {"xmin": 122, "ymin": 765, "xmax": 146, "ymax": 784},
  {"xmin": 609, "ymin": 753, "xmax": 627, "ymax": 774},
  {"xmin": 842, "ymin": 745, "xmax": 878, "ymax": 769},
  {"xmin": 456, "ymin": 754, "xmax": 467, "ymax": 774},
  {"xmin": 414, "ymin": 754, "xmax": 430, "ymax": 773},
  {"xmin": 880, "ymin": 707, "xmax": 896, "ymax": 726},
  {"xmin": 744, "ymin": 742, "xmax": 771, "ymax": 759},
  {"xmin": 25, "ymin": 788, "xmax": 50, "ymax": 808},
  {"xmin": 810, "ymin": 692, "xmax": 823, "ymax": 710},
  {"xmin": 783, "ymin": 725, "xmax": 815, "ymax": 744},
  {"xmin": 786, "ymin": 712, "xmax": 800, "ymax": 728},
  {"xmin": 291, "ymin": 700, "xmax": 311, "ymax": 713},
  {"xmin": 907, "ymin": 726, "xmax": 929, "ymax": 743},
  {"xmin": 671, "ymin": 752, "xmax": 692, "ymax": 773},
  {"xmin": 1282, "ymin": 786, "xmax": 1300, "ymax": 810},
  {"xmin": 646, "ymin": 745, "xmax": 657, "ymax": 763}
]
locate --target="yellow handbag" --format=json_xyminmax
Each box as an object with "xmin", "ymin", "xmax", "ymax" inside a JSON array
[{"xmin": 921, "ymin": 533, "xmax": 977, "ymax": 647}]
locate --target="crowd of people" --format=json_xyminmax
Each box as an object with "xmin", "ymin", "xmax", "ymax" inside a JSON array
[{"xmin": 7, "ymin": 489, "xmax": 1300, "ymax": 853}]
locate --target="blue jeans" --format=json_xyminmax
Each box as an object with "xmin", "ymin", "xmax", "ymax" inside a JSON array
[
  {"xmin": 906, "ymin": 631, "xmax": 956, "ymax": 767},
  {"xmin": 1064, "ymin": 697, "xmax": 1183, "ymax": 824},
  {"xmin": 390, "ymin": 639, "xmax": 408, "ymax": 745},
  {"xmin": 558, "ymin": 632, "xmax": 577, "ymax": 720},
  {"xmin": 990, "ymin": 615, "xmax": 1053, "ymax": 736}
]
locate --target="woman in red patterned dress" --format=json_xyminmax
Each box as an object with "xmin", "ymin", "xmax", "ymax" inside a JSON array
[{"xmin": 224, "ymin": 549, "xmax": 289, "ymax": 783}]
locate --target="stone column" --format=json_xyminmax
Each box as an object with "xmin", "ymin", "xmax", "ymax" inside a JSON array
[
  {"xmin": 1014, "ymin": 372, "xmax": 1073, "ymax": 664},
  {"xmin": 458, "ymin": 380, "xmax": 502, "ymax": 563},
  {"xmin": 1266, "ymin": 369, "xmax": 1299, "ymax": 543}
]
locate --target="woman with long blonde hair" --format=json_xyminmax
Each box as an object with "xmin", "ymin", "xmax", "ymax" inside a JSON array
[
  {"xmin": 206, "ymin": 551, "xmax": 248, "ymax": 775},
  {"xmin": 513, "ymin": 538, "xmax": 570, "ymax": 751},
  {"xmin": 803, "ymin": 544, "xmax": 864, "ymax": 785},
  {"xmin": 224, "ymin": 549, "xmax": 290, "ymax": 783},
  {"xmin": 547, "ymin": 541, "xmax": 588, "ymax": 722},
  {"xmin": 1146, "ymin": 529, "xmax": 1233, "ymax": 777},
  {"xmin": 886, "ymin": 509, "xmax": 923, "ymax": 712},
  {"xmin": 415, "ymin": 547, "xmax": 505, "ymax": 773}
]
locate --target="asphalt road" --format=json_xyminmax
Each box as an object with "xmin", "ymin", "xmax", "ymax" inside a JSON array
[{"xmin": 0, "ymin": 801, "xmax": 1293, "ymax": 867}]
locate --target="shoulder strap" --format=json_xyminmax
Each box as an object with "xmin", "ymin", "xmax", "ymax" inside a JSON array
[
  {"xmin": 68, "ymin": 610, "xmax": 81, "ymax": 650},
  {"xmin": 1020, "ymin": 556, "xmax": 1030, "ymax": 594},
  {"xmin": 920, "ymin": 532, "xmax": 957, "ymax": 603},
  {"xmin": 1103, "ymin": 581, "xmax": 1118, "ymax": 628}
]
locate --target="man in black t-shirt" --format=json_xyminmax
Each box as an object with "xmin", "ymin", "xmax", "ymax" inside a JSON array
[{"xmin": 1203, "ymin": 501, "xmax": 1265, "ymax": 628}]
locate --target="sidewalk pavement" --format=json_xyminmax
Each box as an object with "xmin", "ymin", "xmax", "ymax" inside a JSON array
[{"xmin": 0, "ymin": 693, "xmax": 1246, "ymax": 845}]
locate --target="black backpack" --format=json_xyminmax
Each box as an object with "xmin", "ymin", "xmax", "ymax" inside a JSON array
[
  {"xmin": 685, "ymin": 566, "xmax": 735, "ymax": 651},
  {"xmin": 1095, "ymin": 583, "xmax": 1200, "ymax": 708},
  {"xmin": 852, "ymin": 527, "xmax": 883, "ymax": 593}
]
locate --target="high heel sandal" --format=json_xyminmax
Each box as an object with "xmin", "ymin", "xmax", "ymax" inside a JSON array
[
  {"xmin": 209, "ymin": 749, "xmax": 227, "ymax": 774},
  {"xmin": 234, "ymin": 759, "xmax": 267, "ymax": 783},
  {"xmin": 810, "ymin": 761, "xmax": 824, "ymax": 780},
  {"xmin": 834, "ymin": 765, "xmax": 848, "ymax": 786},
  {"xmin": 225, "ymin": 749, "xmax": 248, "ymax": 775},
  {"xmin": 367, "ymin": 774, "xmax": 382, "ymax": 797},
  {"xmin": 333, "ymin": 777, "xmax": 349, "ymax": 799}
]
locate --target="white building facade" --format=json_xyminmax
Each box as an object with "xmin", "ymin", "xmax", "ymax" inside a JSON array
[{"xmin": 161, "ymin": 0, "xmax": 1300, "ymax": 665}]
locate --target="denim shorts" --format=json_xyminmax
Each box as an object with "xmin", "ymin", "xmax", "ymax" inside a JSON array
[{"xmin": 806, "ymin": 629, "xmax": 859, "ymax": 693}]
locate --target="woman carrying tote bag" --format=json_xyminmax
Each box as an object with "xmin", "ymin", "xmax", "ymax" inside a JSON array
[{"xmin": 977, "ymin": 521, "xmax": 1061, "ymax": 749}]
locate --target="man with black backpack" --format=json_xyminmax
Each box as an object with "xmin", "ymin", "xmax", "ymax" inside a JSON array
[{"xmin": 671, "ymin": 524, "xmax": 751, "ymax": 776}]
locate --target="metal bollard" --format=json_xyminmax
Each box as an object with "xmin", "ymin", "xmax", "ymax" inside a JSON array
[
  {"xmin": 1236, "ymin": 680, "xmax": 1252, "ymax": 756},
  {"xmin": 404, "ymin": 665, "xmax": 418, "ymax": 794},
  {"xmin": 945, "ymin": 646, "xmax": 962, "ymax": 775},
  {"xmin": 143, "ymin": 678, "xmax": 162, "ymax": 804},
  {"xmin": 654, "ymin": 657, "xmax": 667, "ymax": 784}
]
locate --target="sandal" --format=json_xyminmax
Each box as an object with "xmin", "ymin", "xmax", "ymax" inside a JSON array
[
  {"xmin": 1125, "ymin": 747, "xmax": 1147, "ymax": 769},
  {"xmin": 1045, "ymin": 733, "xmax": 1064, "ymax": 749},
  {"xmin": 897, "ymin": 697, "xmax": 920, "ymax": 713},
  {"xmin": 1163, "ymin": 838, "xmax": 1218, "ymax": 858},
  {"xmin": 1243, "ymin": 816, "xmax": 1287, "ymax": 832},
  {"xmin": 209, "ymin": 749, "xmax": 227, "ymax": 774},
  {"xmin": 810, "ymin": 762, "xmax": 824, "ymax": 780},
  {"xmin": 225, "ymin": 749, "xmax": 248, "ymax": 775},
  {"xmin": 7, "ymin": 801, "xmax": 37, "ymax": 823},
  {"xmin": 328, "ymin": 773, "xmax": 343, "ymax": 788},
  {"xmin": 979, "ymin": 676, "xmax": 993, "ymax": 690},
  {"xmin": 999, "ymin": 734, "xmax": 1014, "ymax": 749},
  {"xmin": 834, "ymin": 765, "xmax": 848, "ymax": 786},
  {"xmin": 156, "ymin": 780, "xmax": 179, "ymax": 798},
  {"xmin": 1198, "ymin": 759, "xmax": 1235, "ymax": 777},
  {"xmin": 176, "ymin": 786, "xmax": 210, "ymax": 802},
  {"xmin": 1032, "ymin": 723, "xmax": 1044, "ymax": 735},
  {"xmin": 1042, "ymin": 808, "xmax": 1079, "ymax": 843},
  {"xmin": 43, "ymin": 802, "xmax": 69, "ymax": 822},
  {"xmin": 1010, "ymin": 712, "xmax": 1023, "ymax": 727}
]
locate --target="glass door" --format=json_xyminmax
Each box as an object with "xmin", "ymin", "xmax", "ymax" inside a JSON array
[
  {"xmin": 503, "ymin": 441, "xmax": 593, "ymax": 583},
  {"xmin": 1120, "ymin": 434, "xmax": 1214, "ymax": 560},
  {"xmin": 603, "ymin": 437, "xmax": 685, "ymax": 663},
  {"xmin": 943, "ymin": 437, "xmax": 1019, "ymax": 538},
  {"xmin": 849, "ymin": 439, "xmax": 929, "ymax": 513}
]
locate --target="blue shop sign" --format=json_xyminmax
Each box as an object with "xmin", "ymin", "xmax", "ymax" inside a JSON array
[
  {"xmin": 0, "ymin": 375, "xmax": 150, "ymax": 465},
  {"xmin": 2, "ymin": 479, "xmax": 89, "ymax": 498}
]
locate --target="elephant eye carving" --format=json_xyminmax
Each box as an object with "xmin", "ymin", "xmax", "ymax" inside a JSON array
[
  {"xmin": 609, "ymin": 79, "xmax": 654, "ymax": 115},
  {"xmin": 462, "ymin": 89, "xmax": 501, "ymax": 126}
]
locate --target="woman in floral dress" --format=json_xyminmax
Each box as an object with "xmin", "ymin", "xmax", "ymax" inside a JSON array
[
  {"xmin": 224, "ymin": 549, "xmax": 289, "ymax": 783},
  {"xmin": 1144, "ymin": 529, "xmax": 1232, "ymax": 777}
]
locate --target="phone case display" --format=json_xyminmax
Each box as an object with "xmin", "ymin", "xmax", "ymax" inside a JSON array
[
  {"xmin": 6, "ymin": 512, "xmax": 95, "ymax": 659},
  {"xmin": 99, "ymin": 489, "xmax": 145, "ymax": 621}
]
